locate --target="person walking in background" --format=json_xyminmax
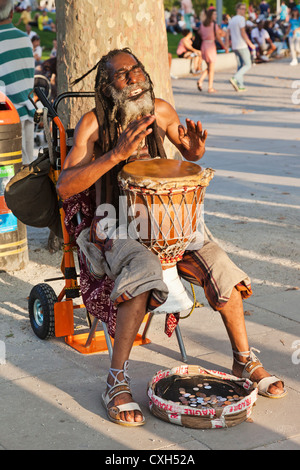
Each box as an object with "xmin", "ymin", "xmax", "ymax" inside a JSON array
[
  {"xmin": 279, "ymin": 0, "xmax": 288, "ymax": 22},
  {"xmin": 287, "ymin": 7, "xmax": 300, "ymax": 65},
  {"xmin": 196, "ymin": 9, "xmax": 227, "ymax": 93},
  {"xmin": 181, "ymin": 0, "xmax": 194, "ymax": 31},
  {"xmin": 225, "ymin": 3, "xmax": 256, "ymax": 92},
  {"xmin": 0, "ymin": 0, "xmax": 35, "ymax": 165}
]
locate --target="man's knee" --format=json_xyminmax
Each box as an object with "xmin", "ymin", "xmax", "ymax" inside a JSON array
[{"xmin": 202, "ymin": 241, "xmax": 232, "ymax": 272}]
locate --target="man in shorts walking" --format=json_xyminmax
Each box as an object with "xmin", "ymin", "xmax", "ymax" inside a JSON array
[{"xmin": 226, "ymin": 3, "xmax": 256, "ymax": 92}]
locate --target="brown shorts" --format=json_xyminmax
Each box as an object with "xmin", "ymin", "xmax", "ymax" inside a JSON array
[{"xmin": 77, "ymin": 216, "xmax": 252, "ymax": 314}]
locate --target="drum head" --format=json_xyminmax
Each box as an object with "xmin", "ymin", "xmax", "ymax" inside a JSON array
[{"xmin": 118, "ymin": 159, "xmax": 213, "ymax": 191}]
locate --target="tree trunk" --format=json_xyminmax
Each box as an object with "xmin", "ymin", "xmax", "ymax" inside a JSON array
[{"xmin": 56, "ymin": 0, "xmax": 175, "ymax": 139}]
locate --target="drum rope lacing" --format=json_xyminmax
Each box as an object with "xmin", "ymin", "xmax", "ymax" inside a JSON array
[
  {"xmin": 123, "ymin": 185, "xmax": 202, "ymax": 320},
  {"xmin": 123, "ymin": 184, "xmax": 205, "ymax": 265}
]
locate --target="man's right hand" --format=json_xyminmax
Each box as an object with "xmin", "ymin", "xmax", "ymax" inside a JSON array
[{"xmin": 112, "ymin": 114, "xmax": 156, "ymax": 164}]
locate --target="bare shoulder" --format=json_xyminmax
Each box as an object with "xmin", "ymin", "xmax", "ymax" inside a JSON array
[
  {"xmin": 154, "ymin": 98, "xmax": 180, "ymax": 129},
  {"xmin": 155, "ymin": 98, "xmax": 177, "ymax": 116},
  {"xmin": 63, "ymin": 109, "xmax": 99, "ymax": 169},
  {"xmin": 74, "ymin": 109, "xmax": 99, "ymax": 144}
]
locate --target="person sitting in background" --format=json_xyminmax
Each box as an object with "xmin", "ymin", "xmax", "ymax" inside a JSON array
[
  {"xmin": 15, "ymin": 0, "xmax": 30, "ymax": 12},
  {"xmin": 15, "ymin": 5, "xmax": 31, "ymax": 25},
  {"xmin": 25, "ymin": 23, "xmax": 36, "ymax": 40},
  {"xmin": 192, "ymin": 14, "xmax": 201, "ymax": 31},
  {"xmin": 38, "ymin": 10, "xmax": 55, "ymax": 31},
  {"xmin": 248, "ymin": 3, "xmax": 257, "ymax": 21},
  {"xmin": 50, "ymin": 38, "xmax": 57, "ymax": 58},
  {"xmin": 31, "ymin": 34, "xmax": 43, "ymax": 68},
  {"xmin": 251, "ymin": 18, "xmax": 276, "ymax": 60},
  {"xmin": 176, "ymin": 29, "xmax": 202, "ymax": 73},
  {"xmin": 218, "ymin": 14, "xmax": 231, "ymax": 49},
  {"xmin": 166, "ymin": 8, "xmax": 182, "ymax": 35},
  {"xmin": 222, "ymin": 14, "xmax": 232, "ymax": 49},
  {"xmin": 221, "ymin": 13, "xmax": 231, "ymax": 31},
  {"xmin": 177, "ymin": 13, "xmax": 186, "ymax": 30},
  {"xmin": 41, "ymin": 57, "xmax": 57, "ymax": 100},
  {"xmin": 264, "ymin": 19, "xmax": 286, "ymax": 57},
  {"xmin": 43, "ymin": 1, "xmax": 50, "ymax": 12},
  {"xmin": 288, "ymin": 0, "xmax": 297, "ymax": 14}
]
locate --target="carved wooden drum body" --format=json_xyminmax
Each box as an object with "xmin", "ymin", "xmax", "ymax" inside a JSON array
[{"xmin": 118, "ymin": 159, "xmax": 214, "ymax": 267}]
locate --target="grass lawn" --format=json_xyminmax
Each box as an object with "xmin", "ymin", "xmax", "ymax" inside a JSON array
[
  {"xmin": 12, "ymin": 11, "xmax": 56, "ymax": 60},
  {"xmin": 167, "ymin": 32, "xmax": 182, "ymax": 58}
]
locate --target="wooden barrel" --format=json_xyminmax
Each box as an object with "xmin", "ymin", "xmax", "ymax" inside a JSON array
[{"xmin": 0, "ymin": 92, "xmax": 28, "ymax": 270}]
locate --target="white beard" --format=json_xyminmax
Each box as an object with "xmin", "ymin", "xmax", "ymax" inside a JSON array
[
  {"xmin": 120, "ymin": 91, "xmax": 154, "ymax": 130},
  {"xmin": 108, "ymin": 79, "xmax": 154, "ymax": 129}
]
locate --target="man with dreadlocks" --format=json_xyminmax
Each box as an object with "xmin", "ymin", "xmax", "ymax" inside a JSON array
[{"xmin": 57, "ymin": 48, "xmax": 286, "ymax": 427}]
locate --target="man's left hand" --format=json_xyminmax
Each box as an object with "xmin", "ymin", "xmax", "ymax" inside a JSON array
[{"xmin": 178, "ymin": 119, "xmax": 207, "ymax": 160}]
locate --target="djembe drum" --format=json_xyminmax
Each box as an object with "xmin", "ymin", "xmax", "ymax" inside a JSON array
[{"xmin": 117, "ymin": 159, "xmax": 214, "ymax": 314}]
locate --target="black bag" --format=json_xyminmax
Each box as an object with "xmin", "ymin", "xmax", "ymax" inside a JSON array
[
  {"xmin": 193, "ymin": 22, "xmax": 219, "ymax": 51},
  {"xmin": 192, "ymin": 30, "xmax": 202, "ymax": 50},
  {"xmin": 4, "ymin": 149, "xmax": 62, "ymax": 238}
]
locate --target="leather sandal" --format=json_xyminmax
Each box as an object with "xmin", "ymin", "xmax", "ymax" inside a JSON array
[
  {"xmin": 101, "ymin": 361, "xmax": 145, "ymax": 426},
  {"xmin": 233, "ymin": 348, "xmax": 287, "ymax": 399}
]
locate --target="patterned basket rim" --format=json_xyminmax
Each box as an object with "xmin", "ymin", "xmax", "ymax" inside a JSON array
[{"xmin": 147, "ymin": 364, "xmax": 258, "ymax": 419}]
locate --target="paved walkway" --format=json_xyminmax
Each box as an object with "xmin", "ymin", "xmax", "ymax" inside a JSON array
[{"xmin": 0, "ymin": 57, "xmax": 299, "ymax": 451}]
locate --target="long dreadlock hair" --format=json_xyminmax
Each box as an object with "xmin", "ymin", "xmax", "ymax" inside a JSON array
[{"xmin": 71, "ymin": 48, "xmax": 167, "ymax": 209}]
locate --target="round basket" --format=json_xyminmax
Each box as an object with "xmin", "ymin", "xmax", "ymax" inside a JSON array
[{"xmin": 148, "ymin": 364, "xmax": 258, "ymax": 429}]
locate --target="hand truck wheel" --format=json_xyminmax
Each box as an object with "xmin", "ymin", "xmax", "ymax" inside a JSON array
[{"xmin": 28, "ymin": 283, "xmax": 57, "ymax": 339}]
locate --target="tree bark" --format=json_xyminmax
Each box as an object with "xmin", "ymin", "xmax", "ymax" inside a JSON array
[{"xmin": 56, "ymin": 0, "xmax": 174, "ymax": 137}]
